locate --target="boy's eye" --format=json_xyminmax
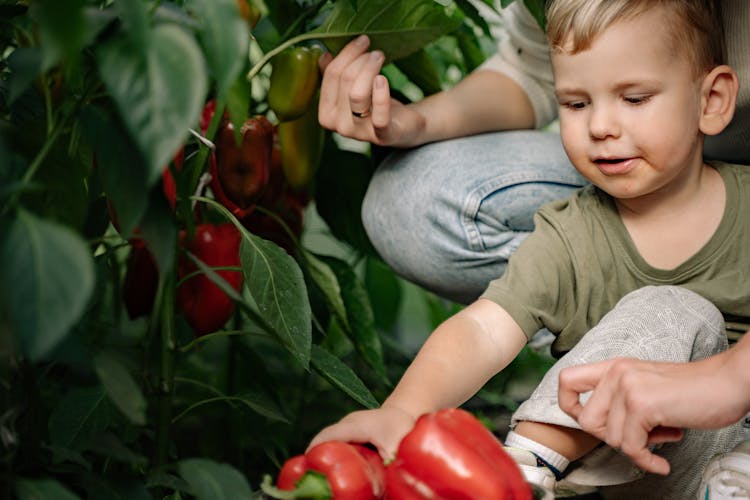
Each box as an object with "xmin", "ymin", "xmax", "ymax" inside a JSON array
[
  {"xmin": 624, "ymin": 95, "xmax": 651, "ymax": 105},
  {"xmin": 563, "ymin": 101, "xmax": 587, "ymax": 110}
]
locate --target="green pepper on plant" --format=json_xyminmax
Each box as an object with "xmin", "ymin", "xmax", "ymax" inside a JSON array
[{"xmin": 268, "ymin": 46, "xmax": 324, "ymax": 122}]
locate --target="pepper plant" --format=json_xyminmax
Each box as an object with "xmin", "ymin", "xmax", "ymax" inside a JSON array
[{"xmin": 0, "ymin": 0, "xmax": 549, "ymax": 498}]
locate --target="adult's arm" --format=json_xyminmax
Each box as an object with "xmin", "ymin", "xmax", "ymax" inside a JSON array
[{"xmin": 558, "ymin": 332, "xmax": 750, "ymax": 475}]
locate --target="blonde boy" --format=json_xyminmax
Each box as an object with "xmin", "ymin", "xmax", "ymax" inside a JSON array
[{"xmin": 312, "ymin": 1, "xmax": 749, "ymax": 498}]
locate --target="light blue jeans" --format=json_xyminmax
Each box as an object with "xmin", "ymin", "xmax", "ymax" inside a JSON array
[{"xmin": 362, "ymin": 130, "xmax": 587, "ymax": 303}]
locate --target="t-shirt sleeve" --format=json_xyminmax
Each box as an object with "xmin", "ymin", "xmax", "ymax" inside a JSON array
[
  {"xmin": 480, "ymin": 205, "xmax": 577, "ymax": 340},
  {"xmin": 477, "ymin": 2, "xmax": 557, "ymax": 128}
]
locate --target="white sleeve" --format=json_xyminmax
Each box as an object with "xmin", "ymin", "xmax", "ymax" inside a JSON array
[{"xmin": 477, "ymin": 2, "xmax": 557, "ymax": 128}]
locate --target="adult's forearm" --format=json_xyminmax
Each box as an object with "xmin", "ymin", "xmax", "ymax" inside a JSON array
[{"xmin": 408, "ymin": 69, "xmax": 537, "ymax": 145}]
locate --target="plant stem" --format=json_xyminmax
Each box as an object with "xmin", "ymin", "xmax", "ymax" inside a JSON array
[{"xmin": 154, "ymin": 265, "xmax": 176, "ymax": 468}]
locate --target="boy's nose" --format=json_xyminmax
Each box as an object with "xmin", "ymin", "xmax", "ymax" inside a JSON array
[{"xmin": 588, "ymin": 104, "xmax": 620, "ymax": 140}]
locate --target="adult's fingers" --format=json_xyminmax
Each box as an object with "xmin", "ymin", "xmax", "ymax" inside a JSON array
[
  {"xmin": 370, "ymin": 75, "xmax": 393, "ymax": 135},
  {"xmin": 318, "ymin": 35, "xmax": 371, "ymax": 120},
  {"xmin": 347, "ymin": 50, "xmax": 384, "ymax": 115},
  {"xmin": 558, "ymin": 361, "xmax": 610, "ymax": 419}
]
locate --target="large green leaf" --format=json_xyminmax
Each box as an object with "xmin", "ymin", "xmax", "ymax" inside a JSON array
[
  {"xmin": 314, "ymin": 0, "xmax": 463, "ymax": 61},
  {"xmin": 189, "ymin": 0, "xmax": 249, "ymax": 101},
  {"xmin": 48, "ymin": 386, "xmax": 113, "ymax": 449},
  {"xmin": 311, "ymin": 345, "xmax": 378, "ymax": 409},
  {"xmin": 93, "ymin": 351, "xmax": 147, "ymax": 426},
  {"xmin": 178, "ymin": 459, "xmax": 253, "ymax": 500},
  {"xmin": 247, "ymin": 0, "xmax": 462, "ymax": 80},
  {"xmin": 0, "ymin": 209, "xmax": 94, "ymax": 360},
  {"xmin": 96, "ymin": 23, "xmax": 207, "ymax": 184},
  {"xmin": 15, "ymin": 478, "xmax": 81, "ymax": 500}
]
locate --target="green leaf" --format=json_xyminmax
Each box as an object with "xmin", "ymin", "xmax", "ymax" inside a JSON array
[
  {"xmin": 315, "ymin": 147, "xmax": 376, "ymax": 256},
  {"xmin": 172, "ymin": 393, "xmax": 288, "ymax": 424},
  {"xmin": 240, "ymin": 228, "xmax": 311, "ymax": 368},
  {"xmin": 48, "ymin": 386, "xmax": 113, "ymax": 449},
  {"xmin": 454, "ymin": 0, "xmax": 492, "ymax": 38},
  {"xmin": 196, "ymin": 197, "xmax": 312, "ymax": 368},
  {"xmin": 320, "ymin": 256, "xmax": 386, "ymax": 382},
  {"xmin": 189, "ymin": 0, "xmax": 249, "ymax": 101},
  {"xmin": 93, "ymin": 351, "xmax": 147, "ymax": 425},
  {"xmin": 247, "ymin": 0, "xmax": 462, "ymax": 80},
  {"xmin": 0, "ymin": 209, "xmax": 94, "ymax": 361},
  {"xmin": 15, "ymin": 478, "xmax": 81, "ymax": 500},
  {"xmin": 522, "ymin": 0, "xmax": 547, "ymax": 30},
  {"xmin": 364, "ymin": 257, "xmax": 402, "ymax": 332},
  {"xmin": 81, "ymin": 105, "xmax": 150, "ymax": 238},
  {"xmin": 96, "ymin": 23, "xmax": 208, "ymax": 184},
  {"xmin": 311, "ymin": 344, "xmax": 378, "ymax": 409},
  {"xmin": 178, "ymin": 459, "xmax": 253, "ymax": 500},
  {"xmin": 302, "ymin": 250, "xmax": 348, "ymax": 331},
  {"xmin": 7, "ymin": 48, "xmax": 42, "ymax": 104},
  {"xmin": 313, "ymin": 0, "xmax": 463, "ymax": 61},
  {"xmin": 393, "ymin": 48, "xmax": 442, "ymax": 96},
  {"xmin": 29, "ymin": 0, "xmax": 86, "ymax": 70}
]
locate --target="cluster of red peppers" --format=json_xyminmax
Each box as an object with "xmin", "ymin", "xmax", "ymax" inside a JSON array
[
  {"xmin": 119, "ymin": 39, "xmax": 326, "ymax": 337},
  {"xmin": 270, "ymin": 409, "xmax": 533, "ymax": 500}
]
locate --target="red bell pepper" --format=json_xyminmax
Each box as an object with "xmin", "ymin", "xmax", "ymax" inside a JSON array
[
  {"xmin": 385, "ymin": 408, "xmax": 532, "ymax": 500},
  {"xmin": 276, "ymin": 441, "xmax": 386, "ymax": 499},
  {"xmin": 210, "ymin": 115, "xmax": 273, "ymax": 219},
  {"xmin": 176, "ymin": 223, "xmax": 243, "ymax": 336}
]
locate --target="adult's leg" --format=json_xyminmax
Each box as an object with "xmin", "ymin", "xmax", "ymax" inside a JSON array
[
  {"xmin": 510, "ymin": 286, "xmax": 745, "ymax": 499},
  {"xmin": 361, "ymin": 130, "xmax": 586, "ymax": 304}
]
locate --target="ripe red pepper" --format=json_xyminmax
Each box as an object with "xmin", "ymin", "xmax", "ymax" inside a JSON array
[
  {"xmin": 276, "ymin": 441, "xmax": 386, "ymax": 499},
  {"xmin": 177, "ymin": 223, "xmax": 243, "ymax": 336},
  {"xmin": 210, "ymin": 115, "xmax": 273, "ymax": 219},
  {"xmin": 385, "ymin": 408, "xmax": 532, "ymax": 500}
]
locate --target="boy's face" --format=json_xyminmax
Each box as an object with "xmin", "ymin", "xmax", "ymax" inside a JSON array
[{"xmin": 551, "ymin": 7, "xmax": 706, "ymax": 201}]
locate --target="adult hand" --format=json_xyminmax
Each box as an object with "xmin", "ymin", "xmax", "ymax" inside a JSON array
[
  {"xmin": 558, "ymin": 354, "xmax": 748, "ymax": 476},
  {"xmin": 317, "ymin": 35, "xmax": 428, "ymax": 148},
  {"xmin": 307, "ymin": 406, "xmax": 416, "ymax": 462}
]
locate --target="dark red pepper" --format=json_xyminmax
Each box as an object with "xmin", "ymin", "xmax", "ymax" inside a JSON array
[
  {"xmin": 385, "ymin": 408, "xmax": 532, "ymax": 500},
  {"xmin": 276, "ymin": 441, "xmax": 386, "ymax": 499},
  {"xmin": 177, "ymin": 223, "xmax": 243, "ymax": 336},
  {"xmin": 122, "ymin": 238, "xmax": 159, "ymax": 319},
  {"xmin": 210, "ymin": 115, "xmax": 273, "ymax": 218}
]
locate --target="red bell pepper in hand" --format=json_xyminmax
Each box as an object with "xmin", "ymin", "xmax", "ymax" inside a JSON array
[
  {"xmin": 276, "ymin": 441, "xmax": 386, "ymax": 499},
  {"xmin": 177, "ymin": 223, "xmax": 243, "ymax": 336},
  {"xmin": 386, "ymin": 408, "xmax": 532, "ymax": 500}
]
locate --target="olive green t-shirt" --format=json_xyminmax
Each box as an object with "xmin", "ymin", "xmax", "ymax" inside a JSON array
[{"xmin": 480, "ymin": 161, "xmax": 750, "ymax": 358}]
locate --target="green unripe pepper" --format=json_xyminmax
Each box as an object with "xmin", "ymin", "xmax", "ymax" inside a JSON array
[
  {"xmin": 268, "ymin": 46, "xmax": 323, "ymax": 122},
  {"xmin": 278, "ymin": 98, "xmax": 325, "ymax": 190}
]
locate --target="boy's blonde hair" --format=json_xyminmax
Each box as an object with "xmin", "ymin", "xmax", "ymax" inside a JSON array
[{"xmin": 546, "ymin": 0, "xmax": 726, "ymax": 76}]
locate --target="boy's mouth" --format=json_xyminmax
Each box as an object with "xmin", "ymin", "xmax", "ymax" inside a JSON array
[{"xmin": 592, "ymin": 157, "xmax": 637, "ymax": 175}]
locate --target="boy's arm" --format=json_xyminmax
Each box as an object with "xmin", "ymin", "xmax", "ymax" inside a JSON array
[
  {"xmin": 309, "ymin": 299, "xmax": 528, "ymax": 459},
  {"xmin": 382, "ymin": 298, "xmax": 527, "ymax": 417}
]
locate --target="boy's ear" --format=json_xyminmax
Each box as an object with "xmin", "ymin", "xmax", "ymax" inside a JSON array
[{"xmin": 700, "ymin": 65, "xmax": 739, "ymax": 136}]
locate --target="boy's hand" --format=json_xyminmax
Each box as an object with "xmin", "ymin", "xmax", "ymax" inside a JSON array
[
  {"xmin": 317, "ymin": 36, "xmax": 427, "ymax": 148},
  {"xmin": 307, "ymin": 406, "xmax": 416, "ymax": 462}
]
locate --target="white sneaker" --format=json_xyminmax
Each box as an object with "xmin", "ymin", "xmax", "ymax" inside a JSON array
[{"xmin": 699, "ymin": 440, "xmax": 750, "ymax": 500}]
